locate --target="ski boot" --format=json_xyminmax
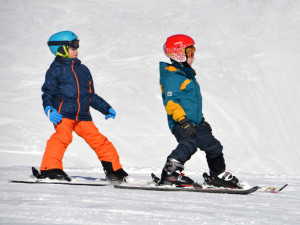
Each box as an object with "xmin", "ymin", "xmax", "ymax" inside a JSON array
[
  {"xmin": 203, "ymin": 171, "xmax": 239, "ymax": 188},
  {"xmin": 102, "ymin": 161, "xmax": 128, "ymax": 183},
  {"xmin": 161, "ymin": 158, "xmax": 195, "ymax": 187},
  {"xmin": 105, "ymin": 169, "xmax": 128, "ymax": 183},
  {"xmin": 39, "ymin": 168, "xmax": 72, "ymax": 182}
]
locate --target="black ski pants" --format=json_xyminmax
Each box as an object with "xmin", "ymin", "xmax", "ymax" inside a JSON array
[{"xmin": 168, "ymin": 121, "xmax": 226, "ymax": 173}]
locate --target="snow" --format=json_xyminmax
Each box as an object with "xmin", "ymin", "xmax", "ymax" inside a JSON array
[
  {"xmin": 1, "ymin": 167, "xmax": 299, "ymax": 225},
  {"xmin": 1, "ymin": 0, "xmax": 300, "ymax": 224}
]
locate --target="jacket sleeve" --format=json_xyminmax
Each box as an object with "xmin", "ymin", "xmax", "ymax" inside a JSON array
[
  {"xmin": 41, "ymin": 68, "xmax": 58, "ymax": 111},
  {"xmin": 161, "ymin": 76, "xmax": 186, "ymax": 122},
  {"xmin": 89, "ymin": 75, "xmax": 111, "ymax": 115}
]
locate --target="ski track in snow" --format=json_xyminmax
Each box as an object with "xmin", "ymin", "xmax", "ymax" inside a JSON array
[{"xmin": 1, "ymin": 0, "xmax": 300, "ymax": 224}]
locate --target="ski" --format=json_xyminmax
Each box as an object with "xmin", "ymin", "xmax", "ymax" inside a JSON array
[
  {"xmin": 114, "ymin": 183, "xmax": 258, "ymax": 194},
  {"xmin": 10, "ymin": 167, "xmax": 108, "ymax": 186},
  {"xmin": 114, "ymin": 173, "xmax": 259, "ymax": 195},
  {"xmin": 153, "ymin": 173, "xmax": 288, "ymax": 194},
  {"xmin": 10, "ymin": 179, "xmax": 108, "ymax": 186}
]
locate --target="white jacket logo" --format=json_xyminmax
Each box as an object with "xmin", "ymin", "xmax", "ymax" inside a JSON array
[{"xmin": 167, "ymin": 91, "xmax": 172, "ymax": 96}]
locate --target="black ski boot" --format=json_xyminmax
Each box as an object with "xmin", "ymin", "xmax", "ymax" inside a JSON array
[
  {"xmin": 105, "ymin": 169, "xmax": 128, "ymax": 183},
  {"xmin": 40, "ymin": 168, "xmax": 72, "ymax": 182},
  {"xmin": 203, "ymin": 171, "xmax": 239, "ymax": 188},
  {"xmin": 102, "ymin": 161, "xmax": 128, "ymax": 183},
  {"xmin": 205, "ymin": 154, "xmax": 239, "ymax": 188},
  {"xmin": 161, "ymin": 158, "xmax": 194, "ymax": 187}
]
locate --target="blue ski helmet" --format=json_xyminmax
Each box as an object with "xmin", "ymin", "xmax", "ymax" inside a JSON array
[{"xmin": 47, "ymin": 31, "xmax": 79, "ymax": 57}]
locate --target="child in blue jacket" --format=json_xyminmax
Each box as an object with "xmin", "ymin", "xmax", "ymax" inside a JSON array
[
  {"xmin": 40, "ymin": 31, "xmax": 128, "ymax": 182},
  {"xmin": 159, "ymin": 34, "xmax": 239, "ymax": 188}
]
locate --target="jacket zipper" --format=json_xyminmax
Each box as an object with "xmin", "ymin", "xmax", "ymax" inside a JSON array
[
  {"xmin": 58, "ymin": 98, "xmax": 64, "ymax": 113},
  {"xmin": 89, "ymin": 81, "xmax": 92, "ymax": 114},
  {"xmin": 89, "ymin": 81, "xmax": 92, "ymax": 93},
  {"xmin": 71, "ymin": 60, "xmax": 80, "ymax": 121},
  {"xmin": 194, "ymin": 79, "xmax": 201, "ymax": 124}
]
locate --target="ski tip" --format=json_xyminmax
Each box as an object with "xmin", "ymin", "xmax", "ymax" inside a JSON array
[
  {"xmin": 151, "ymin": 173, "xmax": 161, "ymax": 184},
  {"xmin": 32, "ymin": 167, "xmax": 40, "ymax": 178},
  {"xmin": 151, "ymin": 173, "xmax": 158, "ymax": 180},
  {"xmin": 277, "ymin": 184, "xmax": 288, "ymax": 192}
]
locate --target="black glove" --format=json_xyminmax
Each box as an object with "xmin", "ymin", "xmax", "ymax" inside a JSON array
[
  {"xmin": 202, "ymin": 117, "xmax": 212, "ymax": 132},
  {"xmin": 179, "ymin": 117, "xmax": 197, "ymax": 138}
]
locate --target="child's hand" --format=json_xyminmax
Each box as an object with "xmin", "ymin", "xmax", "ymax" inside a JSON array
[
  {"xmin": 179, "ymin": 117, "xmax": 197, "ymax": 138},
  {"xmin": 105, "ymin": 108, "xmax": 116, "ymax": 120},
  {"xmin": 45, "ymin": 106, "xmax": 62, "ymax": 125}
]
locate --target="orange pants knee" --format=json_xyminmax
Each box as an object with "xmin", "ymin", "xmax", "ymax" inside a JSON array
[{"xmin": 40, "ymin": 118, "xmax": 123, "ymax": 171}]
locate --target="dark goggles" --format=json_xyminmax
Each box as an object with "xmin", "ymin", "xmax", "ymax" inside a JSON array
[{"xmin": 48, "ymin": 39, "xmax": 80, "ymax": 49}]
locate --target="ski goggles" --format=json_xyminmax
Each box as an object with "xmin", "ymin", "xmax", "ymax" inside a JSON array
[{"xmin": 48, "ymin": 39, "xmax": 80, "ymax": 49}]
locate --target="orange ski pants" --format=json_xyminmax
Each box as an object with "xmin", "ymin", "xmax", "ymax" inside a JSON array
[{"xmin": 40, "ymin": 118, "xmax": 123, "ymax": 171}]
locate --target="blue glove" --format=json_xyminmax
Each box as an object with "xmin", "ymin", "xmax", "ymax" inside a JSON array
[
  {"xmin": 45, "ymin": 106, "xmax": 62, "ymax": 125},
  {"xmin": 105, "ymin": 108, "xmax": 116, "ymax": 120}
]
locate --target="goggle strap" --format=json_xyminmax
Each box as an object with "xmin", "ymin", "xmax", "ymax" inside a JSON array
[
  {"xmin": 48, "ymin": 41, "xmax": 70, "ymax": 46},
  {"xmin": 56, "ymin": 46, "xmax": 70, "ymax": 58}
]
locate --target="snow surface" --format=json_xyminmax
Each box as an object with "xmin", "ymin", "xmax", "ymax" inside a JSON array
[{"xmin": 1, "ymin": 0, "xmax": 300, "ymax": 224}]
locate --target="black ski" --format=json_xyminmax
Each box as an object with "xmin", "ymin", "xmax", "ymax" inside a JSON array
[
  {"xmin": 10, "ymin": 180, "xmax": 108, "ymax": 186},
  {"xmin": 10, "ymin": 167, "xmax": 108, "ymax": 186},
  {"xmin": 114, "ymin": 173, "xmax": 259, "ymax": 195}
]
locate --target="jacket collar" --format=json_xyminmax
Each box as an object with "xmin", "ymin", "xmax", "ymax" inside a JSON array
[
  {"xmin": 172, "ymin": 61, "xmax": 196, "ymax": 79},
  {"xmin": 52, "ymin": 57, "xmax": 81, "ymax": 66}
]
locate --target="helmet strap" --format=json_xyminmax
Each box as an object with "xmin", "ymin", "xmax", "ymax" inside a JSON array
[
  {"xmin": 56, "ymin": 46, "xmax": 70, "ymax": 58},
  {"xmin": 171, "ymin": 59, "xmax": 191, "ymax": 68},
  {"xmin": 180, "ymin": 61, "xmax": 191, "ymax": 68}
]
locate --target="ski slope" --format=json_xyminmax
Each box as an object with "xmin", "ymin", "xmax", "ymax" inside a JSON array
[{"xmin": 1, "ymin": 0, "xmax": 300, "ymax": 224}]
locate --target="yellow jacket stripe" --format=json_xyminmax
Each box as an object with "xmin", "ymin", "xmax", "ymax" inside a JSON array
[
  {"xmin": 165, "ymin": 66, "xmax": 178, "ymax": 72},
  {"xmin": 160, "ymin": 84, "xmax": 164, "ymax": 94},
  {"xmin": 165, "ymin": 100, "xmax": 186, "ymax": 122},
  {"xmin": 180, "ymin": 79, "xmax": 191, "ymax": 91}
]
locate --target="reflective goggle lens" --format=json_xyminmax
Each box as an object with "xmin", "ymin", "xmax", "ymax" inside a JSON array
[{"xmin": 70, "ymin": 39, "xmax": 79, "ymax": 49}]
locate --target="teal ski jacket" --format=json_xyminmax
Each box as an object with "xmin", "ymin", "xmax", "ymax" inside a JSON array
[{"xmin": 159, "ymin": 61, "xmax": 203, "ymax": 131}]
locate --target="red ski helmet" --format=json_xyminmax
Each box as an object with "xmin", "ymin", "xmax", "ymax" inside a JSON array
[{"xmin": 163, "ymin": 34, "xmax": 195, "ymax": 62}]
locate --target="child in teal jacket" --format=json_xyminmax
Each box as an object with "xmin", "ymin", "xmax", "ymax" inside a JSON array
[{"xmin": 159, "ymin": 34, "xmax": 239, "ymax": 188}]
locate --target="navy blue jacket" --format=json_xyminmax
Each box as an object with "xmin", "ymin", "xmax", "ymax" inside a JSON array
[{"xmin": 42, "ymin": 57, "xmax": 111, "ymax": 121}]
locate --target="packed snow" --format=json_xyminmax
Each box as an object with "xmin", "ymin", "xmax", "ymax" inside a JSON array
[{"xmin": 1, "ymin": 0, "xmax": 300, "ymax": 224}]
